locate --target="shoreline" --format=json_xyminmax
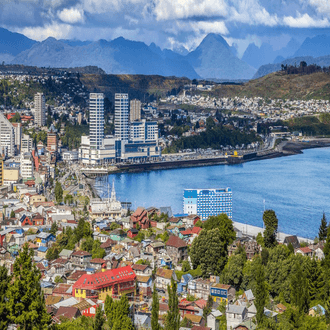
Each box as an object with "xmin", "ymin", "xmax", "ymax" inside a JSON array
[
  {"xmin": 84, "ymin": 138, "xmax": 330, "ymax": 177},
  {"xmin": 233, "ymin": 221, "xmax": 314, "ymax": 244}
]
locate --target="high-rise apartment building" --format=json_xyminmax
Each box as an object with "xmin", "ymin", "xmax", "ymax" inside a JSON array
[
  {"xmin": 12, "ymin": 123, "xmax": 22, "ymax": 152},
  {"xmin": 21, "ymin": 134, "xmax": 33, "ymax": 153},
  {"xmin": 115, "ymin": 93, "xmax": 129, "ymax": 141},
  {"xmin": 130, "ymin": 99, "xmax": 141, "ymax": 122},
  {"xmin": 34, "ymin": 93, "xmax": 46, "ymax": 126},
  {"xmin": 20, "ymin": 152, "xmax": 34, "ymax": 179},
  {"xmin": 89, "ymin": 93, "xmax": 104, "ymax": 150},
  {"xmin": 130, "ymin": 120, "xmax": 158, "ymax": 143},
  {"xmin": 0, "ymin": 112, "xmax": 15, "ymax": 157},
  {"xmin": 183, "ymin": 188, "xmax": 232, "ymax": 220}
]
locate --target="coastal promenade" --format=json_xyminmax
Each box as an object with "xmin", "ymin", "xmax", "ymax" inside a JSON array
[{"xmin": 233, "ymin": 221, "xmax": 314, "ymax": 244}]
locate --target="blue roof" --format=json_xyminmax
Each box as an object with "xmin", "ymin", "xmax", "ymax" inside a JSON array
[
  {"xmin": 38, "ymin": 246, "xmax": 48, "ymax": 252},
  {"xmin": 312, "ymin": 305, "xmax": 325, "ymax": 315},
  {"xmin": 173, "ymin": 214, "xmax": 188, "ymax": 218}
]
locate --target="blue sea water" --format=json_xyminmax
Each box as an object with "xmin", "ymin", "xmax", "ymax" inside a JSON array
[{"xmin": 95, "ymin": 148, "xmax": 330, "ymax": 239}]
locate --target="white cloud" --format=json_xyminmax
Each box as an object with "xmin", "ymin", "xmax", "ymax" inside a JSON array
[
  {"xmin": 58, "ymin": 7, "xmax": 85, "ymax": 24},
  {"xmin": 228, "ymin": 0, "xmax": 279, "ymax": 26},
  {"xmin": 309, "ymin": 0, "xmax": 330, "ymax": 15},
  {"xmin": 153, "ymin": 0, "xmax": 228, "ymax": 21},
  {"xmin": 283, "ymin": 13, "xmax": 330, "ymax": 27},
  {"xmin": 17, "ymin": 22, "xmax": 73, "ymax": 41}
]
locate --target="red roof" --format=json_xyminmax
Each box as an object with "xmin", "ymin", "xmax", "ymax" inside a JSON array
[
  {"xmin": 90, "ymin": 258, "xmax": 106, "ymax": 264},
  {"xmin": 100, "ymin": 238, "xmax": 116, "ymax": 249},
  {"xmin": 55, "ymin": 306, "xmax": 80, "ymax": 319},
  {"xmin": 194, "ymin": 299, "xmax": 207, "ymax": 309},
  {"xmin": 166, "ymin": 235, "xmax": 187, "ymax": 248},
  {"xmin": 132, "ymin": 264, "xmax": 149, "ymax": 271},
  {"xmin": 67, "ymin": 270, "xmax": 87, "ymax": 281},
  {"xmin": 192, "ymin": 227, "xmax": 202, "ymax": 234},
  {"xmin": 298, "ymin": 247, "xmax": 312, "ymax": 254},
  {"xmin": 73, "ymin": 266, "xmax": 136, "ymax": 291},
  {"xmin": 72, "ymin": 250, "xmax": 92, "ymax": 257}
]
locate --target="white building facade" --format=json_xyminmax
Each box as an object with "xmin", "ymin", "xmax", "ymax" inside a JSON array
[
  {"xmin": 115, "ymin": 93, "xmax": 129, "ymax": 141},
  {"xmin": 0, "ymin": 112, "xmax": 15, "ymax": 157},
  {"xmin": 34, "ymin": 93, "xmax": 46, "ymax": 126},
  {"xmin": 89, "ymin": 93, "xmax": 104, "ymax": 150}
]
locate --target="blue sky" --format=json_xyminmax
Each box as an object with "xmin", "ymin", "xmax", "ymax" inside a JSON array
[{"xmin": 2, "ymin": 0, "xmax": 330, "ymax": 56}]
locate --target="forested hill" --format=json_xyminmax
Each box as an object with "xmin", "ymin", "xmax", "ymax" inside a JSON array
[
  {"xmin": 79, "ymin": 74, "xmax": 190, "ymax": 101},
  {"xmin": 204, "ymin": 71, "xmax": 330, "ymax": 101}
]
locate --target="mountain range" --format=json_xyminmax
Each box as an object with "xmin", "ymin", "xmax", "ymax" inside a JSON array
[
  {"xmin": 1, "ymin": 27, "xmax": 330, "ymax": 80},
  {"xmin": 1, "ymin": 27, "xmax": 254, "ymax": 80}
]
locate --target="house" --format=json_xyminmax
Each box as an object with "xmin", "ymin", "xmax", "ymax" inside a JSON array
[
  {"xmin": 188, "ymin": 278, "xmax": 211, "ymax": 300},
  {"xmin": 177, "ymin": 274, "xmax": 193, "ymax": 294},
  {"xmin": 37, "ymin": 246, "xmax": 48, "ymax": 258},
  {"xmin": 67, "ymin": 270, "xmax": 87, "ymax": 285},
  {"xmin": 130, "ymin": 207, "xmax": 149, "ymax": 229},
  {"xmin": 54, "ymin": 306, "xmax": 81, "ymax": 322},
  {"xmin": 134, "ymin": 314, "xmax": 151, "ymax": 329},
  {"xmin": 52, "ymin": 283, "xmax": 73, "ymax": 298},
  {"xmin": 184, "ymin": 314, "xmax": 205, "ymax": 327},
  {"xmin": 207, "ymin": 310, "xmax": 222, "ymax": 330},
  {"xmin": 109, "ymin": 229, "xmax": 127, "ymax": 242},
  {"xmin": 71, "ymin": 250, "xmax": 92, "ymax": 268},
  {"xmin": 128, "ymin": 228, "xmax": 139, "ymax": 238},
  {"xmin": 226, "ymin": 305, "xmax": 248, "ymax": 330},
  {"xmin": 89, "ymin": 258, "xmax": 106, "ymax": 270},
  {"xmin": 283, "ymin": 235, "xmax": 300, "ymax": 249},
  {"xmin": 59, "ymin": 249, "xmax": 73, "ymax": 259},
  {"xmin": 72, "ymin": 265, "xmax": 136, "ymax": 301},
  {"xmin": 136, "ymin": 275, "xmax": 153, "ymax": 298},
  {"xmin": 100, "ymin": 239, "xmax": 116, "ymax": 253},
  {"xmin": 50, "ymin": 258, "xmax": 71, "ymax": 274},
  {"xmin": 242, "ymin": 289, "xmax": 255, "ymax": 303},
  {"xmin": 32, "ymin": 213, "xmax": 45, "ymax": 226},
  {"xmin": 132, "ymin": 264, "xmax": 153, "ymax": 276},
  {"xmin": 295, "ymin": 247, "xmax": 313, "ymax": 258},
  {"xmin": 145, "ymin": 241, "xmax": 165, "ymax": 255},
  {"xmin": 309, "ymin": 304, "xmax": 325, "ymax": 317},
  {"xmin": 179, "ymin": 299, "xmax": 198, "ymax": 318},
  {"xmin": 19, "ymin": 214, "xmax": 33, "ymax": 226},
  {"xmin": 35, "ymin": 232, "xmax": 56, "ymax": 247},
  {"xmin": 73, "ymin": 299, "xmax": 99, "ymax": 317},
  {"xmin": 166, "ymin": 235, "xmax": 188, "ymax": 264},
  {"xmin": 244, "ymin": 241, "xmax": 260, "ymax": 260},
  {"xmin": 210, "ymin": 284, "xmax": 236, "ymax": 303},
  {"xmin": 155, "ymin": 268, "xmax": 177, "ymax": 291}
]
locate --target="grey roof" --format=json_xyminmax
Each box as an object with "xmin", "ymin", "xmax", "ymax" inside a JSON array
[
  {"xmin": 248, "ymin": 303, "xmax": 257, "ymax": 314},
  {"xmin": 59, "ymin": 249, "xmax": 73, "ymax": 257},
  {"xmin": 227, "ymin": 304, "xmax": 247, "ymax": 315},
  {"xmin": 54, "ymin": 297, "xmax": 79, "ymax": 309},
  {"xmin": 50, "ymin": 214, "xmax": 75, "ymax": 221},
  {"xmin": 37, "ymin": 232, "xmax": 53, "ymax": 239},
  {"xmin": 210, "ymin": 310, "xmax": 222, "ymax": 317},
  {"xmin": 245, "ymin": 289, "xmax": 255, "ymax": 301}
]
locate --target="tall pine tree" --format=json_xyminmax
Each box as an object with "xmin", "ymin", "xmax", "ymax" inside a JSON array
[
  {"xmin": 0, "ymin": 265, "xmax": 9, "ymax": 330},
  {"xmin": 290, "ymin": 259, "xmax": 310, "ymax": 314},
  {"xmin": 151, "ymin": 284, "xmax": 160, "ymax": 330},
  {"xmin": 165, "ymin": 278, "xmax": 180, "ymax": 330},
  {"xmin": 263, "ymin": 210, "xmax": 278, "ymax": 248},
  {"xmin": 319, "ymin": 213, "xmax": 328, "ymax": 242},
  {"xmin": 254, "ymin": 257, "xmax": 268, "ymax": 326},
  {"xmin": 6, "ymin": 244, "xmax": 51, "ymax": 330},
  {"xmin": 94, "ymin": 305, "xmax": 105, "ymax": 330}
]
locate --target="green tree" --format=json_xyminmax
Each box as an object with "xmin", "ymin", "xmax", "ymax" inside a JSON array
[
  {"xmin": 263, "ymin": 210, "xmax": 278, "ymax": 248},
  {"xmin": 55, "ymin": 181, "xmax": 63, "ymax": 203},
  {"xmin": 254, "ymin": 257, "xmax": 268, "ymax": 326},
  {"xmin": 290, "ymin": 258, "xmax": 310, "ymax": 314},
  {"xmin": 165, "ymin": 278, "xmax": 180, "ymax": 330},
  {"xmin": 308, "ymin": 257, "xmax": 324, "ymax": 302},
  {"xmin": 194, "ymin": 220, "xmax": 203, "ymax": 228},
  {"xmin": 221, "ymin": 252, "xmax": 246, "ymax": 290},
  {"xmin": 6, "ymin": 244, "xmax": 51, "ymax": 329},
  {"xmin": 50, "ymin": 222, "xmax": 58, "ymax": 235},
  {"xmin": 190, "ymin": 228, "xmax": 228, "ymax": 277},
  {"xmin": 151, "ymin": 284, "xmax": 160, "ymax": 330},
  {"xmin": 94, "ymin": 305, "xmax": 105, "ymax": 330},
  {"xmin": 182, "ymin": 260, "xmax": 191, "ymax": 272},
  {"xmin": 10, "ymin": 210, "xmax": 15, "ymax": 218},
  {"xmin": 0, "ymin": 265, "xmax": 9, "ymax": 330},
  {"xmin": 319, "ymin": 213, "xmax": 327, "ymax": 242}
]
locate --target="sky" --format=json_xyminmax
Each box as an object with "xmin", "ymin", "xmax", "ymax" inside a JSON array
[{"xmin": 2, "ymin": 0, "xmax": 330, "ymax": 56}]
